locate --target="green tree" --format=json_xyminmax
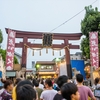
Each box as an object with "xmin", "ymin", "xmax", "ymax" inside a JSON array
[
  {"xmin": 0, "ymin": 30, "xmax": 3, "ymax": 48},
  {"xmin": 81, "ymin": 6, "xmax": 100, "ymax": 59},
  {"xmin": 0, "ymin": 30, "xmax": 3, "ymax": 43},
  {"xmin": 81, "ymin": 38, "xmax": 90, "ymax": 59},
  {"xmin": 0, "ymin": 49, "xmax": 19, "ymax": 64},
  {"xmin": 14, "ymin": 56, "xmax": 19, "ymax": 64}
]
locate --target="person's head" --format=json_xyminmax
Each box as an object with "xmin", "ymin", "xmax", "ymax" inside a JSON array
[
  {"xmin": 45, "ymin": 79, "xmax": 52, "ymax": 88},
  {"xmin": 56, "ymin": 75, "xmax": 69, "ymax": 88},
  {"xmin": 3, "ymin": 80, "xmax": 13, "ymax": 91},
  {"xmin": 17, "ymin": 84, "xmax": 36, "ymax": 100},
  {"xmin": 61, "ymin": 83, "xmax": 80, "ymax": 100},
  {"xmin": 51, "ymin": 78, "xmax": 54, "ymax": 82},
  {"xmin": 38, "ymin": 78, "xmax": 44, "ymax": 85},
  {"xmin": 15, "ymin": 78, "xmax": 21, "ymax": 85},
  {"xmin": 94, "ymin": 77, "xmax": 100, "ymax": 85},
  {"xmin": 16, "ymin": 80, "xmax": 33, "ymax": 91},
  {"xmin": 41, "ymin": 79, "xmax": 44, "ymax": 85},
  {"xmin": 32, "ymin": 79, "xmax": 37, "ymax": 87},
  {"xmin": 54, "ymin": 78, "xmax": 57, "ymax": 83},
  {"xmin": 76, "ymin": 74, "xmax": 83, "ymax": 83},
  {"xmin": 27, "ymin": 76, "xmax": 32, "ymax": 80},
  {"xmin": 37, "ymin": 79, "xmax": 40, "ymax": 83},
  {"xmin": 34, "ymin": 81, "xmax": 39, "ymax": 87},
  {"xmin": 1, "ymin": 78, "xmax": 6, "ymax": 83}
]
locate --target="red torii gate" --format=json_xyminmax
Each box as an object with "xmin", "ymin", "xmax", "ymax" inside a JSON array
[{"xmin": 6, "ymin": 28, "xmax": 82, "ymax": 78}]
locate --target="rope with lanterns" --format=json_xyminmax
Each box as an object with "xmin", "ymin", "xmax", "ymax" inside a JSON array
[{"xmin": 24, "ymin": 33, "xmax": 69, "ymax": 56}]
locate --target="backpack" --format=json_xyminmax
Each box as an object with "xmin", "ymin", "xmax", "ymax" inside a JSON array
[
  {"xmin": 94, "ymin": 86, "xmax": 100, "ymax": 98},
  {"xmin": 53, "ymin": 84, "xmax": 57, "ymax": 90}
]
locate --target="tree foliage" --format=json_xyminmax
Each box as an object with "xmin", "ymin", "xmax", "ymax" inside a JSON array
[
  {"xmin": 81, "ymin": 6, "xmax": 100, "ymax": 59},
  {"xmin": 0, "ymin": 49, "xmax": 19, "ymax": 64},
  {"xmin": 0, "ymin": 30, "xmax": 3, "ymax": 44},
  {"xmin": 81, "ymin": 38, "xmax": 90, "ymax": 59}
]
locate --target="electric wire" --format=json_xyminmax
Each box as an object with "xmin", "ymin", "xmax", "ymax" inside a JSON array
[{"xmin": 50, "ymin": 0, "xmax": 98, "ymax": 32}]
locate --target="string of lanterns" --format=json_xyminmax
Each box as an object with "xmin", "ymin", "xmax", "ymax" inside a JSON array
[{"xmin": 24, "ymin": 44, "xmax": 69, "ymax": 56}]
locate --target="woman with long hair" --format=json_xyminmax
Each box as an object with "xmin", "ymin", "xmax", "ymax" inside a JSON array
[{"xmin": 0, "ymin": 80, "xmax": 14, "ymax": 100}]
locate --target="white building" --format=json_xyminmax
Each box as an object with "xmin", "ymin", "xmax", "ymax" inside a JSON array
[
  {"xmin": 26, "ymin": 61, "xmax": 36, "ymax": 78},
  {"xmin": 0, "ymin": 54, "xmax": 6, "ymax": 78},
  {"xmin": 70, "ymin": 52, "xmax": 82, "ymax": 60},
  {"xmin": 60, "ymin": 52, "xmax": 83, "ymax": 61},
  {"xmin": 58, "ymin": 52, "xmax": 83, "ymax": 76}
]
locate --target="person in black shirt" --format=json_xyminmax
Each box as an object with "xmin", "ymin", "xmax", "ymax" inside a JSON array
[{"xmin": 53, "ymin": 75, "xmax": 69, "ymax": 100}]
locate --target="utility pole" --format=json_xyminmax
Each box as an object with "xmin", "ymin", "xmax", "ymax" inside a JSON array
[{"xmin": 90, "ymin": 66, "xmax": 94, "ymax": 86}]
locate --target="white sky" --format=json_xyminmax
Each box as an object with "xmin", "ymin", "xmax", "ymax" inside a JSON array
[{"xmin": 0, "ymin": 0, "xmax": 100, "ymax": 68}]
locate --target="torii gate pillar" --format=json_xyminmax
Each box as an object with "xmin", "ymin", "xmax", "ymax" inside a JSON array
[
  {"xmin": 64, "ymin": 39, "xmax": 72, "ymax": 78},
  {"xmin": 21, "ymin": 37, "xmax": 28, "ymax": 68}
]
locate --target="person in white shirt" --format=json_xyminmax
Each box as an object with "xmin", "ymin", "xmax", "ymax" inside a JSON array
[
  {"xmin": 40, "ymin": 79, "xmax": 57, "ymax": 100},
  {"xmin": 38, "ymin": 79, "xmax": 44, "ymax": 90},
  {"xmin": 39, "ymin": 84, "xmax": 44, "ymax": 90}
]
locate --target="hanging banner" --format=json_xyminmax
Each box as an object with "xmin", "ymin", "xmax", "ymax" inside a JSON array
[
  {"xmin": 89, "ymin": 32, "xmax": 99, "ymax": 68},
  {"xmin": 6, "ymin": 29, "xmax": 16, "ymax": 70}
]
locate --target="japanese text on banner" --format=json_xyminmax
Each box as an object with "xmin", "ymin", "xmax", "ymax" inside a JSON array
[
  {"xmin": 89, "ymin": 32, "xmax": 99, "ymax": 68},
  {"xmin": 6, "ymin": 29, "xmax": 16, "ymax": 70}
]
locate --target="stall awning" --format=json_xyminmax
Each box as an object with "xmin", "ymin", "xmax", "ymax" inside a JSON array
[{"xmin": 6, "ymin": 71, "xmax": 16, "ymax": 77}]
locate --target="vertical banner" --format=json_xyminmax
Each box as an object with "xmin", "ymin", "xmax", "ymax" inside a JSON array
[
  {"xmin": 89, "ymin": 32, "xmax": 99, "ymax": 69},
  {"xmin": 6, "ymin": 29, "xmax": 16, "ymax": 70}
]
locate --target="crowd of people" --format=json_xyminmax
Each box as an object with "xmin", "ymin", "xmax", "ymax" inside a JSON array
[{"xmin": 0, "ymin": 74, "xmax": 100, "ymax": 100}]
